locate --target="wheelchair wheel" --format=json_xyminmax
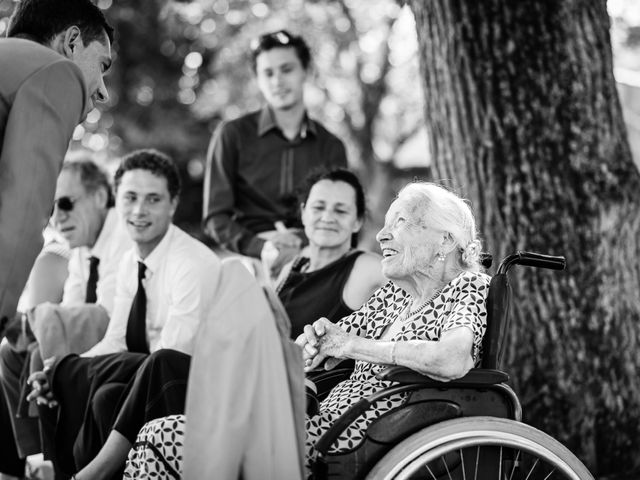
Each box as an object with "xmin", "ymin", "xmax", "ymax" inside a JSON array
[{"xmin": 366, "ymin": 417, "xmax": 593, "ymax": 480}]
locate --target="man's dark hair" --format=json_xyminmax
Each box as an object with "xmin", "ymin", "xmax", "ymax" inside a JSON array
[
  {"xmin": 250, "ymin": 29, "xmax": 311, "ymax": 71},
  {"xmin": 300, "ymin": 168, "xmax": 367, "ymax": 247},
  {"xmin": 114, "ymin": 149, "xmax": 181, "ymax": 200},
  {"xmin": 7, "ymin": 0, "xmax": 114, "ymax": 46},
  {"xmin": 62, "ymin": 158, "xmax": 115, "ymax": 208}
]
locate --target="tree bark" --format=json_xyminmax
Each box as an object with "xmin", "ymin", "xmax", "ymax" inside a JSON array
[{"xmin": 407, "ymin": 0, "xmax": 640, "ymax": 475}]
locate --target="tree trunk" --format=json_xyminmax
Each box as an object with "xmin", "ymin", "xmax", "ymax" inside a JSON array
[{"xmin": 407, "ymin": 0, "xmax": 640, "ymax": 475}]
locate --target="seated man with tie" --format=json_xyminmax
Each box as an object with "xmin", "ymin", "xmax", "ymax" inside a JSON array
[
  {"xmin": 27, "ymin": 149, "xmax": 222, "ymax": 478},
  {"xmin": 0, "ymin": 157, "xmax": 132, "ymax": 464}
]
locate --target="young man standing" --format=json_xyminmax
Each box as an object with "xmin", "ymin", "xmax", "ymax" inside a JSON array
[
  {"xmin": 203, "ymin": 30, "xmax": 348, "ymax": 276},
  {"xmin": 0, "ymin": 0, "xmax": 114, "ymax": 340}
]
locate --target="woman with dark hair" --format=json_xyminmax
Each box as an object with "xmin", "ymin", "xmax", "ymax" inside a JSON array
[{"xmin": 277, "ymin": 168, "xmax": 385, "ymax": 339}]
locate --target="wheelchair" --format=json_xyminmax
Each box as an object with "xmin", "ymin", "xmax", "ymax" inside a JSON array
[{"xmin": 309, "ymin": 251, "xmax": 594, "ymax": 480}]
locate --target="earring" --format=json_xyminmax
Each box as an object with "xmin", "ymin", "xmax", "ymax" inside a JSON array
[{"xmin": 437, "ymin": 252, "xmax": 445, "ymax": 262}]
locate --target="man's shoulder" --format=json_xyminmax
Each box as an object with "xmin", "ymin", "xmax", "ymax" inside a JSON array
[
  {"xmin": 166, "ymin": 226, "xmax": 220, "ymax": 269},
  {"xmin": 308, "ymin": 117, "xmax": 345, "ymax": 145},
  {"xmin": 0, "ymin": 38, "xmax": 78, "ymax": 77},
  {"xmin": 0, "ymin": 38, "xmax": 84, "ymax": 102},
  {"xmin": 217, "ymin": 110, "xmax": 260, "ymax": 135}
]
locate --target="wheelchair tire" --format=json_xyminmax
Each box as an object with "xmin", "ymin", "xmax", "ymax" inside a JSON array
[{"xmin": 366, "ymin": 417, "xmax": 593, "ymax": 480}]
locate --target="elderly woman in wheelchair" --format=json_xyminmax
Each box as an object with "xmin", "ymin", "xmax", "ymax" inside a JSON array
[{"xmin": 297, "ymin": 181, "xmax": 490, "ymax": 467}]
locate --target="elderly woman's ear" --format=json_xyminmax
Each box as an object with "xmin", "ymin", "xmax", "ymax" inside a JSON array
[{"xmin": 439, "ymin": 231, "xmax": 458, "ymax": 255}]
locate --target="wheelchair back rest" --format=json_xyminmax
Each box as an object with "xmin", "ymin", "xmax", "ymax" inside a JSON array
[
  {"xmin": 480, "ymin": 251, "xmax": 566, "ymax": 370},
  {"xmin": 481, "ymin": 273, "xmax": 511, "ymax": 370}
]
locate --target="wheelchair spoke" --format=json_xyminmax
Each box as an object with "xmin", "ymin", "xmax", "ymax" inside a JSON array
[
  {"xmin": 424, "ymin": 463, "xmax": 438, "ymax": 480},
  {"xmin": 507, "ymin": 449, "xmax": 521, "ymax": 480},
  {"xmin": 523, "ymin": 458, "xmax": 540, "ymax": 480},
  {"xmin": 460, "ymin": 448, "xmax": 466, "ymax": 480},
  {"xmin": 474, "ymin": 445, "xmax": 480, "ymax": 480},
  {"xmin": 441, "ymin": 454, "xmax": 453, "ymax": 480},
  {"xmin": 543, "ymin": 469, "xmax": 556, "ymax": 480},
  {"xmin": 498, "ymin": 446, "xmax": 503, "ymax": 480}
]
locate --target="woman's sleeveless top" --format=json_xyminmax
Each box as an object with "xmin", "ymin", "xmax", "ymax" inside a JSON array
[{"xmin": 277, "ymin": 250, "xmax": 363, "ymax": 339}]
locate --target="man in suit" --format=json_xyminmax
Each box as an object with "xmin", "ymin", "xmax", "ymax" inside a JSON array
[{"xmin": 0, "ymin": 0, "xmax": 114, "ymax": 355}]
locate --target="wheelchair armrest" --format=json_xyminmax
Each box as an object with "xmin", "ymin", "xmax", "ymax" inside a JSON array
[
  {"xmin": 376, "ymin": 366, "xmax": 509, "ymax": 386},
  {"xmin": 314, "ymin": 368, "xmax": 510, "ymax": 455}
]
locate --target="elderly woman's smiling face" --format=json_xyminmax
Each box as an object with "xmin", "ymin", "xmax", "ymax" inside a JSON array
[{"xmin": 376, "ymin": 195, "xmax": 444, "ymax": 282}]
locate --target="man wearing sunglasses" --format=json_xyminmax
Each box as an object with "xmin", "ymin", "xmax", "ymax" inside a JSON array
[
  {"xmin": 203, "ymin": 29, "xmax": 348, "ymax": 278},
  {"xmin": 0, "ymin": 0, "xmax": 115, "ymax": 393},
  {"xmin": 49, "ymin": 159, "xmax": 133, "ymax": 313},
  {"xmin": 0, "ymin": 158, "xmax": 132, "ymax": 477}
]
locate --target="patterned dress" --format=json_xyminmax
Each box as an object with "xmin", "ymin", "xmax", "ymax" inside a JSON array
[
  {"xmin": 305, "ymin": 271, "xmax": 489, "ymax": 460},
  {"xmin": 123, "ymin": 271, "xmax": 489, "ymax": 476}
]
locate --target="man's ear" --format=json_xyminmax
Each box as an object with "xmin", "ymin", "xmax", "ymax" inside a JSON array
[
  {"xmin": 169, "ymin": 197, "xmax": 179, "ymax": 217},
  {"xmin": 94, "ymin": 187, "xmax": 109, "ymax": 209},
  {"xmin": 60, "ymin": 25, "xmax": 83, "ymax": 58}
]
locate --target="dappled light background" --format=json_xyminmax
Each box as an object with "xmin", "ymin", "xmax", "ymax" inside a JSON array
[
  {"xmin": 1, "ymin": 0, "xmax": 638, "ymax": 244},
  {"xmin": 0, "ymin": 0, "xmax": 430, "ymax": 247}
]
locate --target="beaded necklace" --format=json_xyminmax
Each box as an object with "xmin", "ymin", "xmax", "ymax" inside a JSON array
[{"xmin": 398, "ymin": 287, "xmax": 443, "ymax": 323}]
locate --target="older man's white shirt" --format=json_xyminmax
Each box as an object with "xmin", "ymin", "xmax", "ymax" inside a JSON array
[
  {"xmin": 62, "ymin": 208, "xmax": 133, "ymax": 315},
  {"xmin": 83, "ymin": 224, "xmax": 221, "ymax": 357}
]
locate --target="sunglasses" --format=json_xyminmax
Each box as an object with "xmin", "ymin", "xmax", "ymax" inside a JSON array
[
  {"xmin": 250, "ymin": 31, "xmax": 292, "ymax": 52},
  {"xmin": 51, "ymin": 196, "xmax": 78, "ymax": 215}
]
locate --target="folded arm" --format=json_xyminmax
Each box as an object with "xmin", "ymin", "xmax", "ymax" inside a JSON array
[{"xmin": 298, "ymin": 318, "xmax": 475, "ymax": 381}]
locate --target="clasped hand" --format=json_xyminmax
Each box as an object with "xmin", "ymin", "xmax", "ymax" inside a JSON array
[
  {"xmin": 26, "ymin": 357, "xmax": 57, "ymax": 408},
  {"xmin": 295, "ymin": 318, "xmax": 350, "ymax": 372}
]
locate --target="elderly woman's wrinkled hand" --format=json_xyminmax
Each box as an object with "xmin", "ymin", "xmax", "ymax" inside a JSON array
[
  {"xmin": 296, "ymin": 320, "xmax": 326, "ymax": 371},
  {"xmin": 296, "ymin": 318, "xmax": 351, "ymax": 372}
]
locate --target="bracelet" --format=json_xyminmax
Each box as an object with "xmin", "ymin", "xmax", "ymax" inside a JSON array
[{"xmin": 390, "ymin": 341, "xmax": 398, "ymax": 365}]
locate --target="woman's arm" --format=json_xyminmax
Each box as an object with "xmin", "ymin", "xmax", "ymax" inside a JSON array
[
  {"xmin": 342, "ymin": 252, "xmax": 386, "ymax": 310},
  {"xmin": 351, "ymin": 328, "xmax": 475, "ymax": 381},
  {"xmin": 304, "ymin": 318, "xmax": 475, "ymax": 381}
]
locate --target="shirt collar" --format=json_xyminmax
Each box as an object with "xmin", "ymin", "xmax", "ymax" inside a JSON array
[
  {"xmin": 257, "ymin": 105, "xmax": 317, "ymax": 138},
  {"xmin": 136, "ymin": 224, "xmax": 176, "ymax": 276},
  {"xmin": 90, "ymin": 208, "xmax": 117, "ymax": 259}
]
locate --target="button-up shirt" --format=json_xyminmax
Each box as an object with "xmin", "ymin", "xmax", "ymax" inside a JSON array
[
  {"xmin": 62, "ymin": 208, "xmax": 133, "ymax": 315},
  {"xmin": 83, "ymin": 225, "xmax": 221, "ymax": 357},
  {"xmin": 203, "ymin": 106, "xmax": 348, "ymax": 257}
]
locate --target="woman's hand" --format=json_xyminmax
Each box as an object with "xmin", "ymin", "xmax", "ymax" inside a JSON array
[
  {"xmin": 296, "ymin": 318, "xmax": 352, "ymax": 372},
  {"xmin": 295, "ymin": 320, "xmax": 327, "ymax": 372}
]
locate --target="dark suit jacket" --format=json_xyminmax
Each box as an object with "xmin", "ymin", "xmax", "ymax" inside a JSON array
[{"xmin": 0, "ymin": 38, "xmax": 87, "ymax": 323}]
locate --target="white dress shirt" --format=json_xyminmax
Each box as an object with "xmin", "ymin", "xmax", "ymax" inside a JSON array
[
  {"xmin": 62, "ymin": 209, "xmax": 133, "ymax": 315},
  {"xmin": 83, "ymin": 224, "xmax": 221, "ymax": 357}
]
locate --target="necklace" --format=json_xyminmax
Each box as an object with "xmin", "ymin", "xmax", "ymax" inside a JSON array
[{"xmin": 399, "ymin": 288, "xmax": 443, "ymax": 323}]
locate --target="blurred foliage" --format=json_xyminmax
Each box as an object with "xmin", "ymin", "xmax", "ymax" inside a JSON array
[
  {"xmin": 609, "ymin": 0, "xmax": 640, "ymax": 68},
  {"xmin": 0, "ymin": 0, "xmax": 426, "ymax": 242}
]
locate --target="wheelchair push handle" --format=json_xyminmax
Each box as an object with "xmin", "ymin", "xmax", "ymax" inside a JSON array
[{"xmin": 497, "ymin": 251, "xmax": 566, "ymax": 275}]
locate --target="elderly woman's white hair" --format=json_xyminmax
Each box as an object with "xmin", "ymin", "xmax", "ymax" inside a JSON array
[{"xmin": 397, "ymin": 182, "xmax": 483, "ymax": 272}]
